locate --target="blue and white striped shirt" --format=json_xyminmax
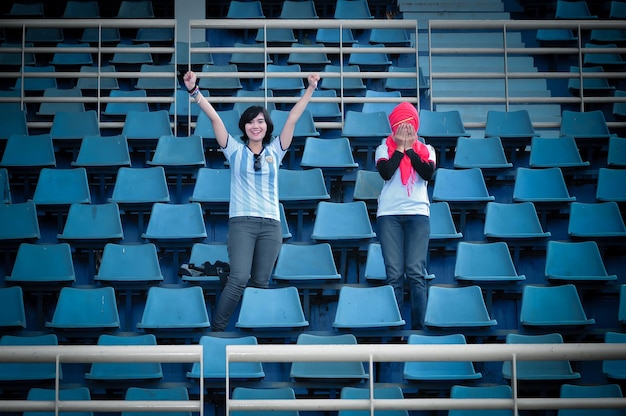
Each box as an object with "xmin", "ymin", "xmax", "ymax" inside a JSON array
[{"xmin": 222, "ymin": 135, "xmax": 287, "ymax": 221}]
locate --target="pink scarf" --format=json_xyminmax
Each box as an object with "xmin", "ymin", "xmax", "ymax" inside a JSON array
[{"xmin": 386, "ymin": 102, "xmax": 422, "ymax": 188}]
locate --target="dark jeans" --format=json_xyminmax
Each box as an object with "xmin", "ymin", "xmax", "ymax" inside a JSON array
[
  {"xmin": 376, "ymin": 214, "xmax": 430, "ymax": 329},
  {"xmin": 211, "ymin": 216, "xmax": 282, "ymax": 332}
]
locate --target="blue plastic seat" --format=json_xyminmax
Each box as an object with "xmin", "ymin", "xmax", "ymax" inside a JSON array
[
  {"xmin": 348, "ymin": 44, "xmax": 392, "ymax": 71},
  {"xmin": 63, "ymin": 0, "xmax": 100, "ymax": 18},
  {"xmin": 484, "ymin": 202, "xmax": 551, "ymax": 240},
  {"xmin": 280, "ymin": 0, "xmax": 318, "ymax": 18},
  {"xmin": 232, "ymin": 387, "xmax": 298, "ymax": 416},
  {"xmin": 122, "ymin": 386, "xmax": 191, "ymax": 416},
  {"xmin": 6, "ymin": 242, "xmax": 75, "ymax": 284},
  {"xmin": 333, "ymin": 285, "xmax": 405, "ymax": 330},
  {"xmin": 189, "ymin": 168, "xmax": 231, "ymax": 212},
  {"xmin": 513, "ymin": 167, "xmax": 576, "ymax": 204},
  {"xmin": 233, "ymin": 90, "xmax": 276, "ymax": 115},
  {"xmin": 603, "ymin": 331, "xmax": 626, "ymax": 380},
  {"xmin": 311, "ymin": 201, "xmax": 376, "ymax": 242},
  {"xmin": 403, "ymin": 334, "xmax": 482, "ymax": 382},
  {"xmin": 568, "ymin": 201, "xmax": 626, "ymax": 239},
  {"xmin": 46, "ymin": 286, "xmax": 120, "ymax": 330},
  {"xmin": 187, "ymin": 335, "xmax": 265, "ymax": 380},
  {"xmin": 584, "ymin": 43, "xmax": 625, "ymax": 68},
  {"xmin": 0, "ymin": 109, "xmax": 28, "ymax": 140},
  {"xmin": 76, "ymin": 65, "xmax": 120, "ymax": 92},
  {"xmin": 558, "ymin": 384, "xmax": 624, "ymax": 416},
  {"xmin": 300, "ymin": 137, "xmax": 359, "ymax": 192},
  {"xmin": 429, "ymin": 201, "xmax": 463, "ymax": 243},
  {"xmin": 226, "ymin": 0, "xmax": 264, "ymax": 18},
  {"xmin": 50, "ymin": 42, "xmax": 93, "ymax": 67},
  {"xmin": 418, "ymin": 109, "xmax": 469, "ymax": 140},
  {"xmin": 137, "ymin": 286, "xmax": 210, "ymax": 330},
  {"xmin": 448, "ymin": 385, "xmax": 514, "ymax": 416},
  {"xmin": 0, "ymin": 89, "xmax": 22, "ymax": 112},
  {"xmin": 32, "ymin": 167, "xmax": 91, "ymax": 207},
  {"xmin": 424, "ymin": 285, "xmax": 497, "ymax": 328},
  {"xmin": 72, "ymin": 134, "xmax": 131, "ymax": 172},
  {"xmin": 568, "ymin": 66, "xmax": 615, "ymax": 97},
  {"xmin": 117, "ymin": 0, "xmax": 154, "ymax": 18},
  {"xmin": 169, "ymin": 88, "xmax": 209, "ymax": 119},
  {"xmin": 0, "ymin": 134, "xmax": 56, "ymax": 168},
  {"xmin": 370, "ymin": 27, "xmax": 411, "ymax": 46},
  {"xmin": 596, "ymin": 168, "xmax": 626, "ymax": 202},
  {"xmin": 454, "ymin": 241, "xmax": 525, "ymax": 283},
  {"xmin": 6, "ymin": 2, "xmax": 44, "ymax": 17},
  {"xmin": 352, "ymin": 169, "xmax": 384, "ymax": 211},
  {"xmin": 334, "ymin": 0, "xmax": 374, "ymax": 18},
  {"xmin": 0, "ymin": 200, "xmax": 40, "ymax": 242},
  {"xmin": 341, "ymin": 111, "xmax": 392, "ymax": 166},
  {"xmin": 339, "ymin": 386, "xmax": 408, "ymax": 416},
  {"xmin": 198, "ymin": 64, "xmax": 243, "ymax": 93},
  {"xmin": 271, "ymin": 109, "xmax": 319, "ymax": 138},
  {"xmin": 287, "ymin": 43, "xmax": 330, "ymax": 72},
  {"xmin": 229, "ymin": 43, "xmax": 273, "ymax": 70},
  {"xmin": 142, "ymin": 202, "xmax": 208, "ymax": 242},
  {"xmin": 273, "ymin": 242, "xmax": 341, "ymax": 282},
  {"xmin": 26, "ymin": 27, "xmax": 64, "ymax": 44},
  {"xmin": 103, "ymin": 90, "xmax": 149, "ymax": 118},
  {"xmin": 236, "ymin": 286, "xmax": 309, "ymax": 330},
  {"xmin": 432, "ymin": 167, "xmax": 494, "ymax": 204},
  {"xmin": 0, "ymin": 42, "xmax": 36, "ymax": 67},
  {"xmin": 613, "ymin": 90, "xmax": 626, "ymax": 119},
  {"xmin": 50, "ymin": 110, "xmax": 100, "ymax": 141},
  {"xmin": 362, "ymin": 90, "xmax": 402, "ymax": 115},
  {"xmin": 319, "ymin": 65, "xmax": 367, "ymax": 94},
  {"xmin": 122, "ymin": 110, "xmax": 173, "ymax": 142},
  {"xmin": 95, "ymin": 243, "xmax": 163, "ymax": 284},
  {"xmin": 0, "ymin": 286, "xmax": 26, "ymax": 329},
  {"xmin": 545, "ymin": 241, "xmax": 617, "ymax": 283},
  {"xmin": 560, "ymin": 110, "xmax": 612, "ymax": 143},
  {"xmin": 135, "ymin": 64, "xmax": 177, "ymax": 92},
  {"xmin": 58, "ymin": 202, "xmax": 123, "ymax": 242},
  {"xmin": 502, "ymin": 333, "xmax": 581, "ymax": 381},
  {"xmin": 520, "ymin": 284, "xmax": 595, "ymax": 327},
  {"xmin": 194, "ymin": 109, "xmax": 242, "ymax": 142},
  {"xmin": 24, "ymin": 387, "xmax": 92, "ymax": 416},
  {"xmin": 289, "ymin": 333, "xmax": 367, "ymax": 382},
  {"xmin": 181, "ymin": 242, "xmax": 229, "ymax": 284},
  {"xmin": 0, "ymin": 168, "xmax": 10, "ymax": 203},
  {"xmin": 453, "ymin": 137, "xmax": 513, "ymax": 170},
  {"xmin": 85, "ymin": 334, "xmax": 163, "ymax": 382},
  {"xmin": 80, "ymin": 27, "xmax": 121, "ymax": 44},
  {"xmin": 170, "ymin": 41, "xmax": 214, "ymax": 68},
  {"xmin": 555, "ymin": 0, "xmax": 597, "ymax": 19},
  {"xmin": 109, "ymin": 167, "xmax": 170, "ymax": 207},
  {"xmin": 146, "ymin": 135, "xmax": 206, "ymax": 180},
  {"xmin": 260, "ymin": 64, "xmax": 305, "ymax": 93},
  {"xmin": 0, "ymin": 334, "xmax": 59, "ymax": 382},
  {"xmin": 608, "ymin": 136, "xmax": 626, "ymax": 167},
  {"xmin": 14, "ymin": 65, "xmax": 57, "ymax": 92},
  {"xmin": 255, "ymin": 28, "xmax": 297, "ymax": 44},
  {"xmin": 484, "ymin": 109, "xmax": 538, "ymax": 142},
  {"xmin": 133, "ymin": 27, "xmax": 174, "ymax": 44},
  {"xmin": 109, "ymin": 42, "xmax": 154, "ymax": 66},
  {"xmin": 316, "ymin": 28, "xmax": 357, "ymax": 45},
  {"xmin": 529, "ymin": 136, "xmax": 590, "ymax": 168}
]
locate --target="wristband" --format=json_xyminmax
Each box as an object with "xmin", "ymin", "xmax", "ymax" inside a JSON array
[
  {"xmin": 189, "ymin": 85, "xmax": 199, "ymax": 97},
  {"xmin": 186, "ymin": 81, "xmax": 198, "ymax": 93}
]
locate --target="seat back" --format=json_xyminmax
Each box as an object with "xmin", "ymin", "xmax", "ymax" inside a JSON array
[
  {"xmin": 449, "ymin": 385, "xmax": 514, "ymax": 416},
  {"xmin": 352, "ymin": 169, "xmax": 384, "ymax": 203},
  {"xmin": 603, "ymin": 331, "xmax": 626, "ymax": 380},
  {"xmin": 558, "ymin": 384, "xmax": 624, "ymax": 416},
  {"xmin": 0, "ymin": 200, "xmax": 41, "ymax": 241},
  {"xmin": 568, "ymin": 201, "xmax": 626, "ymax": 238},
  {"xmin": 194, "ymin": 109, "xmax": 242, "ymax": 140},
  {"xmin": 424, "ymin": 285, "xmax": 497, "ymax": 328},
  {"xmin": 0, "ymin": 109, "xmax": 28, "ymax": 140},
  {"xmin": 273, "ymin": 243, "xmax": 341, "ymax": 282},
  {"xmin": 95, "ymin": 243, "xmax": 163, "ymax": 283},
  {"xmin": 24, "ymin": 387, "xmax": 92, "ymax": 416},
  {"xmin": 0, "ymin": 334, "xmax": 59, "ymax": 381},
  {"xmin": 261, "ymin": 64, "xmax": 305, "ymax": 91},
  {"xmin": 0, "ymin": 134, "xmax": 56, "ymax": 167},
  {"xmin": 135, "ymin": 64, "xmax": 177, "ymax": 91},
  {"xmin": 362, "ymin": 90, "xmax": 402, "ymax": 115},
  {"xmin": 14, "ymin": 65, "xmax": 57, "ymax": 92},
  {"xmin": 418, "ymin": 109, "xmax": 468, "ymax": 139},
  {"xmin": 560, "ymin": 110, "xmax": 611, "ymax": 139},
  {"xmin": 169, "ymin": 88, "xmax": 209, "ymax": 118},
  {"xmin": 484, "ymin": 202, "xmax": 550, "ymax": 239},
  {"xmin": 334, "ymin": 0, "xmax": 374, "ymax": 19},
  {"xmin": 433, "ymin": 168, "xmax": 494, "ymax": 202},
  {"xmin": 347, "ymin": 44, "xmax": 392, "ymax": 70},
  {"xmin": 147, "ymin": 134, "xmax": 206, "ymax": 167},
  {"xmin": 339, "ymin": 386, "xmax": 408, "ymax": 416},
  {"xmin": 232, "ymin": 387, "xmax": 298, "ymax": 416},
  {"xmin": 429, "ymin": 201, "xmax": 463, "ymax": 240},
  {"xmin": 142, "ymin": 202, "xmax": 207, "ymax": 241},
  {"xmin": 58, "ymin": 202, "xmax": 123, "ymax": 241},
  {"xmin": 32, "ymin": 167, "xmax": 91, "ymax": 206},
  {"xmin": 520, "ymin": 284, "xmax": 594, "ymax": 327},
  {"xmin": 110, "ymin": 166, "xmax": 170, "ymax": 204},
  {"xmin": 137, "ymin": 286, "xmax": 210, "ymax": 329},
  {"xmin": 608, "ymin": 136, "xmax": 626, "ymax": 167},
  {"xmin": 484, "ymin": 109, "xmax": 538, "ymax": 139},
  {"xmin": 189, "ymin": 168, "xmax": 231, "ymax": 204},
  {"xmin": 320, "ymin": 65, "xmax": 366, "ymax": 92},
  {"xmin": 103, "ymin": 90, "xmax": 149, "ymax": 117},
  {"xmin": 311, "ymin": 201, "xmax": 375, "ymax": 241},
  {"xmin": 342, "ymin": 110, "xmax": 392, "ymax": 138},
  {"xmin": 597, "ymin": 168, "xmax": 626, "ymax": 202},
  {"xmin": 122, "ymin": 387, "xmax": 190, "ymax": 416},
  {"xmin": 187, "ymin": 335, "xmax": 265, "ymax": 379},
  {"xmin": 73, "ymin": 134, "xmax": 131, "ymax": 168},
  {"xmin": 300, "ymin": 137, "xmax": 359, "ymax": 169},
  {"xmin": 226, "ymin": 0, "xmax": 264, "ymax": 18},
  {"xmin": 556, "ymin": 0, "xmax": 597, "ymax": 19},
  {"xmin": 7, "ymin": 242, "xmax": 75, "ymax": 284},
  {"xmin": 170, "ymin": 41, "xmax": 214, "ymax": 67},
  {"xmin": 38, "ymin": 87, "xmax": 84, "ymax": 115},
  {"xmin": 279, "ymin": 168, "xmax": 329, "ymax": 202},
  {"xmin": 271, "ymin": 109, "xmax": 319, "ymax": 138},
  {"xmin": 454, "ymin": 241, "xmax": 524, "ymax": 282},
  {"xmin": 236, "ymin": 286, "xmax": 309, "ymax": 329},
  {"xmin": 513, "ymin": 167, "xmax": 575, "ymax": 202},
  {"xmin": 117, "ymin": 0, "xmax": 154, "ymax": 18},
  {"xmin": 403, "ymin": 333, "xmax": 482, "ymax": 381},
  {"xmin": 0, "ymin": 286, "xmax": 26, "ymax": 329},
  {"xmin": 50, "ymin": 42, "xmax": 93, "ymax": 67},
  {"xmin": 529, "ymin": 136, "xmax": 590, "ymax": 168},
  {"xmin": 122, "ymin": 110, "xmax": 173, "ymax": 141},
  {"xmin": 453, "ymin": 137, "xmax": 512, "ymax": 169},
  {"xmin": 63, "ymin": 0, "xmax": 100, "ymax": 18},
  {"xmin": 46, "ymin": 286, "xmax": 120, "ymax": 329},
  {"xmin": 545, "ymin": 240, "xmax": 616, "ymax": 282},
  {"xmin": 50, "ymin": 110, "xmax": 100, "ymax": 141},
  {"xmin": 333, "ymin": 285, "xmax": 405, "ymax": 329},
  {"xmin": 198, "ymin": 64, "xmax": 243, "ymax": 91}
]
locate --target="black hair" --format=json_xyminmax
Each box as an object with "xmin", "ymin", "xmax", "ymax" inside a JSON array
[{"xmin": 238, "ymin": 105, "xmax": 274, "ymax": 145}]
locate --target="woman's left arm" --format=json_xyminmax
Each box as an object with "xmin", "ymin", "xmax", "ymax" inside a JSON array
[{"xmin": 279, "ymin": 73, "xmax": 320, "ymax": 150}]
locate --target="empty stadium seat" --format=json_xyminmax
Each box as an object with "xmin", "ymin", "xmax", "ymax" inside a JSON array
[
  {"xmin": 453, "ymin": 137, "xmax": 513, "ymax": 170},
  {"xmin": 528, "ymin": 136, "xmax": 590, "ymax": 168},
  {"xmin": 403, "ymin": 333, "xmax": 482, "ymax": 382},
  {"xmin": 109, "ymin": 43, "xmax": 154, "ymax": 67},
  {"xmin": 6, "ymin": 242, "xmax": 75, "ymax": 284},
  {"xmin": 122, "ymin": 110, "xmax": 173, "ymax": 142},
  {"xmin": 289, "ymin": 333, "xmax": 367, "ymax": 382},
  {"xmin": 198, "ymin": 64, "xmax": 243, "ymax": 94},
  {"xmin": 272, "ymin": 242, "xmax": 341, "ymax": 283},
  {"xmin": 188, "ymin": 168, "xmax": 230, "ymax": 215},
  {"xmin": 339, "ymin": 386, "xmax": 408, "ymax": 416},
  {"xmin": 0, "ymin": 134, "xmax": 56, "ymax": 169},
  {"xmin": 0, "ymin": 334, "xmax": 59, "ymax": 382},
  {"xmin": 32, "ymin": 167, "xmax": 91, "ymax": 209},
  {"xmin": 231, "ymin": 387, "xmax": 298, "ymax": 416},
  {"xmin": 520, "ymin": 284, "xmax": 595, "ymax": 328},
  {"xmin": 334, "ymin": 0, "xmax": 374, "ymax": 19},
  {"xmin": 72, "ymin": 134, "xmax": 131, "ymax": 170},
  {"xmin": 14, "ymin": 65, "xmax": 57, "ymax": 92},
  {"xmin": 603, "ymin": 331, "xmax": 626, "ymax": 381},
  {"xmin": 0, "ymin": 168, "xmax": 10, "ymax": 203},
  {"xmin": 187, "ymin": 335, "xmax": 265, "ymax": 380},
  {"xmin": 0, "ymin": 200, "xmax": 41, "ymax": 242},
  {"xmin": 58, "ymin": 202, "xmax": 124, "ymax": 242},
  {"xmin": 558, "ymin": 383, "xmax": 624, "ymax": 416},
  {"xmin": 122, "ymin": 386, "xmax": 191, "ymax": 416},
  {"xmin": 454, "ymin": 241, "xmax": 525, "ymax": 283},
  {"xmin": 300, "ymin": 137, "xmax": 359, "ymax": 195},
  {"xmin": 545, "ymin": 240, "xmax": 617, "ymax": 283},
  {"xmin": 0, "ymin": 286, "xmax": 26, "ymax": 329},
  {"xmin": 287, "ymin": 43, "xmax": 331, "ymax": 72},
  {"xmin": 319, "ymin": 64, "xmax": 367, "ymax": 94},
  {"xmin": 135, "ymin": 64, "xmax": 177, "ymax": 92},
  {"xmin": 429, "ymin": 201, "xmax": 463, "ymax": 247},
  {"xmin": 37, "ymin": 87, "xmax": 85, "ymax": 116},
  {"xmin": 24, "ymin": 387, "xmax": 92, "ymax": 416},
  {"xmin": 0, "ymin": 109, "xmax": 28, "ymax": 140},
  {"xmin": 583, "ymin": 43, "xmax": 625, "ymax": 68},
  {"xmin": 85, "ymin": 334, "xmax": 163, "ymax": 382},
  {"xmin": 502, "ymin": 333, "xmax": 580, "ymax": 381},
  {"xmin": 333, "ymin": 285, "xmax": 405, "ymax": 330},
  {"xmin": 236, "ymin": 286, "xmax": 309, "ymax": 330},
  {"xmin": 513, "ymin": 167, "xmax": 576, "ymax": 205},
  {"xmin": 103, "ymin": 90, "xmax": 149, "ymax": 118},
  {"xmin": 170, "ymin": 41, "xmax": 214, "ymax": 69},
  {"xmin": 341, "ymin": 110, "xmax": 392, "ymax": 168},
  {"xmin": 347, "ymin": 44, "xmax": 392, "ymax": 71},
  {"xmin": 141, "ymin": 202, "xmax": 208, "ymax": 243},
  {"xmin": 46, "ymin": 286, "xmax": 120, "ymax": 330},
  {"xmin": 229, "ymin": 43, "xmax": 273, "ymax": 71},
  {"xmin": 484, "ymin": 202, "xmax": 551, "ymax": 242},
  {"xmin": 260, "ymin": 64, "xmax": 305, "ymax": 94},
  {"xmin": 568, "ymin": 201, "xmax": 626, "ymax": 239},
  {"xmin": 194, "ymin": 109, "xmax": 241, "ymax": 145},
  {"xmin": 50, "ymin": 110, "xmax": 100, "ymax": 142},
  {"xmin": 362, "ymin": 90, "xmax": 402, "ymax": 115},
  {"xmin": 137, "ymin": 286, "xmax": 210, "ymax": 331},
  {"xmin": 385, "ymin": 66, "xmax": 429, "ymax": 97},
  {"xmin": 424, "ymin": 285, "xmax": 497, "ymax": 329},
  {"xmin": 448, "ymin": 385, "xmax": 514, "ymax": 416},
  {"xmin": 568, "ymin": 66, "xmax": 615, "ymax": 97},
  {"xmin": 560, "ymin": 110, "xmax": 612, "ymax": 157},
  {"xmin": 62, "ymin": 0, "xmax": 100, "ymax": 18},
  {"xmin": 315, "ymin": 27, "xmax": 358, "ymax": 45},
  {"xmin": 169, "ymin": 88, "xmax": 208, "ymax": 120},
  {"xmin": 596, "ymin": 168, "xmax": 626, "ymax": 202},
  {"xmin": 117, "ymin": 0, "xmax": 154, "ymax": 18},
  {"xmin": 352, "ymin": 169, "xmax": 384, "ymax": 212},
  {"xmin": 555, "ymin": 0, "xmax": 597, "ymax": 19},
  {"xmin": 50, "ymin": 42, "xmax": 93, "ymax": 68},
  {"xmin": 94, "ymin": 243, "xmax": 163, "ymax": 284},
  {"xmin": 133, "ymin": 28, "xmax": 174, "ymax": 44},
  {"xmin": 233, "ymin": 90, "xmax": 276, "ymax": 115},
  {"xmin": 607, "ymin": 136, "xmax": 626, "ymax": 167}
]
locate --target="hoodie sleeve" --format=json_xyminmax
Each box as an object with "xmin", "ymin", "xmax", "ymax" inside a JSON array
[{"xmin": 376, "ymin": 150, "xmax": 404, "ymax": 181}]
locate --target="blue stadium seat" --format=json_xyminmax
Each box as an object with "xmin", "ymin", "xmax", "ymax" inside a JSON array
[
  {"xmin": 418, "ymin": 109, "xmax": 469, "ymax": 141},
  {"xmin": 0, "ymin": 286, "xmax": 26, "ymax": 329},
  {"xmin": 502, "ymin": 333, "xmax": 581, "ymax": 381},
  {"xmin": 141, "ymin": 202, "xmax": 208, "ymax": 243},
  {"xmin": 6, "ymin": 2, "xmax": 44, "ymax": 17},
  {"xmin": 226, "ymin": 0, "xmax": 264, "ymax": 18},
  {"xmin": 311, "ymin": 201, "xmax": 375, "ymax": 243},
  {"xmin": 25, "ymin": 27, "xmax": 64, "ymax": 44},
  {"xmin": 0, "ymin": 110, "xmax": 28, "ymax": 140},
  {"xmin": 484, "ymin": 109, "xmax": 538, "ymax": 160},
  {"xmin": 568, "ymin": 201, "xmax": 626, "ymax": 239},
  {"xmin": 85, "ymin": 334, "xmax": 163, "ymax": 382},
  {"xmin": 76, "ymin": 65, "xmax": 120, "ymax": 92},
  {"xmin": 453, "ymin": 137, "xmax": 513, "ymax": 170},
  {"xmin": 484, "ymin": 202, "xmax": 551, "ymax": 241},
  {"xmin": 319, "ymin": 65, "xmax": 367, "ymax": 94},
  {"xmin": 189, "ymin": 168, "xmax": 230, "ymax": 215},
  {"xmin": 424, "ymin": 285, "xmax": 497, "ymax": 329},
  {"xmin": 180, "ymin": 242, "xmax": 229, "ymax": 284},
  {"xmin": 194, "ymin": 109, "xmax": 241, "ymax": 145},
  {"xmin": 280, "ymin": 0, "xmax": 318, "ymax": 18},
  {"xmin": 46, "ymin": 286, "xmax": 120, "ymax": 330},
  {"xmin": 232, "ymin": 387, "xmax": 298, "ymax": 416},
  {"xmin": 109, "ymin": 43, "xmax": 154, "ymax": 67},
  {"xmin": 133, "ymin": 28, "xmax": 174, "ymax": 44},
  {"xmin": 32, "ymin": 167, "xmax": 91, "ymax": 208},
  {"xmin": 370, "ymin": 27, "xmax": 411, "ymax": 46},
  {"xmin": 58, "ymin": 202, "xmax": 124, "ymax": 242},
  {"xmin": 607, "ymin": 136, "xmax": 626, "ymax": 167},
  {"xmin": 260, "ymin": 64, "xmax": 305, "ymax": 94},
  {"xmin": 352, "ymin": 169, "xmax": 384, "ymax": 212},
  {"xmin": 520, "ymin": 284, "xmax": 595, "ymax": 328},
  {"xmin": 95, "ymin": 243, "xmax": 163, "ymax": 284},
  {"xmin": 187, "ymin": 335, "xmax": 265, "ymax": 380},
  {"xmin": 0, "ymin": 134, "xmax": 56, "ymax": 169},
  {"xmin": 0, "ymin": 89, "xmax": 22, "ymax": 112},
  {"xmin": 13, "ymin": 65, "xmax": 57, "ymax": 92},
  {"xmin": 289, "ymin": 333, "xmax": 367, "ymax": 382},
  {"xmin": 50, "ymin": 42, "xmax": 93, "ymax": 67},
  {"xmin": 300, "ymin": 137, "xmax": 359, "ymax": 194},
  {"xmin": 236, "ymin": 286, "xmax": 309, "ymax": 330},
  {"xmin": 122, "ymin": 110, "xmax": 173, "ymax": 142},
  {"xmin": 233, "ymin": 90, "xmax": 276, "ymax": 115},
  {"xmin": 198, "ymin": 64, "xmax": 243, "ymax": 94},
  {"xmin": 545, "ymin": 241, "xmax": 617, "ymax": 283},
  {"xmin": 341, "ymin": 110, "xmax": 391, "ymax": 168},
  {"xmin": 596, "ymin": 168, "xmax": 626, "ymax": 202},
  {"xmin": 611, "ymin": 0, "xmax": 626, "ymax": 18},
  {"xmin": 280, "ymin": 202, "xmax": 293, "ymax": 241},
  {"xmin": 229, "ymin": 43, "xmax": 273, "ymax": 71},
  {"xmin": 24, "ymin": 387, "xmax": 92, "ymax": 416},
  {"xmin": 558, "ymin": 383, "xmax": 624, "ymax": 416},
  {"xmin": 287, "ymin": 43, "xmax": 331, "ymax": 72},
  {"xmin": 315, "ymin": 28, "xmax": 357, "ymax": 45},
  {"xmin": 0, "ymin": 334, "xmax": 59, "ymax": 382},
  {"xmin": 169, "ymin": 88, "xmax": 209, "ymax": 119},
  {"xmin": 386, "ymin": 66, "xmax": 429, "ymax": 97},
  {"xmin": 339, "ymin": 386, "xmax": 408, "ymax": 416},
  {"xmin": 272, "ymin": 242, "xmax": 341, "ymax": 283},
  {"xmin": 80, "ymin": 27, "xmax": 121, "ymax": 44},
  {"xmin": 560, "ymin": 110, "xmax": 612, "ymax": 148},
  {"xmin": 348, "ymin": 44, "xmax": 392, "ymax": 71},
  {"xmin": 529, "ymin": 136, "xmax": 590, "ymax": 168},
  {"xmin": 50, "ymin": 110, "xmax": 100, "ymax": 142},
  {"xmin": 429, "ymin": 201, "xmax": 463, "ymax": 246},
  {"xmin": 555, "ymin": 0, "xmax": 597, "ymax": 19},
  {"xmin": 0, "ymin": 200, "xmax": 40, "ymax": 242},
  {"xmin": 0, "ymin": 42, "xmax": 36, "ymax": 67},
  {"xmin": 403, "ymin": 334, "xmax": 482, "ymax": 382},
  {"xmin": 454, "ymin": 241, "xmax": 525, "ymax": 283},
  {"xmin": 170, "ymin": 41, "xmax": 214, "ymax": 69},
  {"xmin": 334, "ymin": 0, "xmax": 374, "ymax": 18},
  {"xmin": 36, "ymin": 86, "xmax": 84, "ymax": 116},
  {"xmin": 137, "ymin": 286, "xmax": 210, "ymax": 330},
  {"xmin": 103, "ymin": 90, "xmax": 149, "ymax": 118},
  {"xmin": 0, "ymin": 168, "xmax": 10, "ymax": 203},
  {"xmin": 135, "ymin": 64, "xmax": 177, "ymax": 92},
  {"xmin": 513, "ymin": 167, "xmax": 576, "ymax": 204},
  {"xmin": 603, "ymin": 331, "xmax": 626, "ymax": 381},
  {"xmin": 583, "ymin": 43, "xmax": 625, "ymax": 68},
  {"xmin": 568, "ymin": 66, "xmax": 615, "ymax": 97},
  {"xmin": 271, "ymin": 109, "xmax": 319, "ymax": 138},
  {"xmin": 255, "ymin": 28, "xmax": 297, "ymax": 45},
  {"xmin": 448, "ymin": 385, "xmax": 514, "ymax": 416},
  {"xmin": 122, "ymin": 387, "xmax": 191, "ymax": 416},
  {"xmin": 6, "ymin": 242, "xmax": 75, "ymax": 284},
  {"xmin": 117, "ymin": 0, "xmax": 154, "ymax": 18},
  {"xmin": 63, "ymin": 0, "xmax": 100, "ymax": 18},
  {"xmin": 362, "ymin": 90, "xmax": 402, "ymax": 115},
  {"xmin": 333, "ymin": 285, "xmax": 405, "ymax": 330}
]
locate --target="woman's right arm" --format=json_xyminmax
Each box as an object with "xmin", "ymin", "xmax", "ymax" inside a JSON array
[{"xmin": 183, "ymin": 71, "xmax": 229, "ymax": 148}]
